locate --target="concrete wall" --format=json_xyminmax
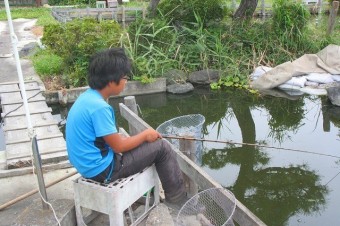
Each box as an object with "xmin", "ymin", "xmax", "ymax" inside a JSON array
[{"xmin": 44, "ymin": 78, "xmax": 167, "ymax": 105}]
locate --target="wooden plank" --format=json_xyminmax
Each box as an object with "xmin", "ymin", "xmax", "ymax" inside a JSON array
[
  {"xmin": 119, "ymin": 102, "xmax": 267, "ymax": 226},
  {"xmin": 6, "ymin": 133, "xmax": 64, "ymax": 145},
  {"xmin": 2, "ymin": 113, "xmax": 58, "ymax": 131},
  {"xmin": 0, "ymin": 90, "xmax": 45, "ymax": 105},
  {"xmin": 6, "ymin": 137, "xmax": 67, "ymax": 160},
  {"xmin": 0, "ymin": 81, "xmax": 40, "ymax": 93},
  {"xmin": 23, "ymin": 81, "xmax": 41, "ymax": 90},
  {"xmin": 1, "ymin": 101, "xmax": 52, "ymax": 117},
  {"xmin": 0, "ymin": 84, "xmax": 19, "ymax": 93},
  {"xmin": 5, "ymin": 125, "xmax": 64, "ymax": 144},
  {"xmin": 6, "ymin": 152, "xmax": 69, "ymax": 169}
]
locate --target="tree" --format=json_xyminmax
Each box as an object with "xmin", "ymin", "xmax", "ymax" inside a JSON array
[
  {"xmin": 233, "ymin": 0, "xmax": 259, "ymax": 19},
  {"xmin": 148, "ymin": 0, "xmax": 161, "ymax": 17}
]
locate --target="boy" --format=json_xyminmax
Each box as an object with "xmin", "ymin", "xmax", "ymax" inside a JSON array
[{"xmin": 66, "ymin": 48, "xmax": 186, "ymax": 205}]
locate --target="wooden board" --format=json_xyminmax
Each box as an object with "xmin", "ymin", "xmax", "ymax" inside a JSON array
[
  {"xmin": 0, "ymin": 81, "xmax": 40, "ymax": 93},
  {"xmin": 1, "ymin": 101, "xmax": 52, "ymax": 117},
  {"xmin": 6, "ymin": 137, "xmax": 67, "ymax": 160},
  {"xmin": 5, "ymin": 125, "xmax": 64, "ymax": 144},
  {"xmin": 0, "ymin": 90, "xmax": 45, "ymax": 105},
  {"xmin": 2, "ymin": 113, "xmax": 58, "ymax": 131}
]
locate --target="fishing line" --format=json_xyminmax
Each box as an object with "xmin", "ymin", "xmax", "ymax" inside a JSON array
[
  {"xmin": 162, "ymin": 135, "xmax": 340, "ymax": 159},
  {"xmin": 325, "ymin": 170, "xmax": 340, "ymax": 186}
]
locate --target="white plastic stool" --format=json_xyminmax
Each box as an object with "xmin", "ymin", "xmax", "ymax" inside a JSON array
[{"xmin": 73, "ymin": 165, "xmax": 160, "ymax": 226}]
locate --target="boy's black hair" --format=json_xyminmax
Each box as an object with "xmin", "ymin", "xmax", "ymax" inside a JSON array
[{"xmin": 88, "ymin": 48, "xmax": 131, "ymax": 90}]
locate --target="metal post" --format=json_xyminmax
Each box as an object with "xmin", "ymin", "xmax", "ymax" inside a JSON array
[
  {"xmin": 4, "ymin": 0, "xmax": 33, "ymax": 136},
  {"xmin": 179, "ymin": 137, "xmax": 198, "ymax": 197},
  {"xmin": 261, "ymin": 0, "xmax": 265, "ymax": 19},
  {"xmin": 32, "ymin": 136, "xmax": 49, "ymax": 210},
  {"xmin": 231, "ymin": 0, "xmax": 236, "ymax": 12},
  {"xmin": 327, "ymin": 1, "xmax": 339, "ymax": 35},
  {"xmin": 4, "ymin": 0, "xmax": 48, "ymax": 210},
  {"xmin": 316, "ymin": 0, "xmax": 323, "ymax": 25}
]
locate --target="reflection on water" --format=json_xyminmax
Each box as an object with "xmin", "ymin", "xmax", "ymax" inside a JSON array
[{"xmin": 52, "ymin": 87, "xmax": 340, "ymax": 226}]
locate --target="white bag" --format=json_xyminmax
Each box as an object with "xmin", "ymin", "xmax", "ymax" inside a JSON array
[
  {"xmin": 305, "ymin": 73, "xmax": 334, "ymax": 84},
  {"xmin": 250, "ymin": 66, "xmax": 272, "ymax": 80}
]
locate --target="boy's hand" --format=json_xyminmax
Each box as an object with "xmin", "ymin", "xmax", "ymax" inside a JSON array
[{"xmin": 144, "ymin": 128, "xmax": 162, "ymax": 142}]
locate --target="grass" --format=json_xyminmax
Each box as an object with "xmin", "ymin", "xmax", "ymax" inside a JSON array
[
  {"xmin": 31, "ymin": 49, "xmax": 64, "ymax": 77},
  {"xmin": 0, "ymin": 7, "xmax": 58, "ymax": 26}
]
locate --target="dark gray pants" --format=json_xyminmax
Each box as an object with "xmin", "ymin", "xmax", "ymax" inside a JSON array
[{"xmin": 91, "ymin": 139, "xmax": 185, "ymax": 201}]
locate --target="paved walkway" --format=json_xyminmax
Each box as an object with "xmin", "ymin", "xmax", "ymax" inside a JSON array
[{"xmin": 0, "ymin": 18, "xmax": 42, "ymax": 84}]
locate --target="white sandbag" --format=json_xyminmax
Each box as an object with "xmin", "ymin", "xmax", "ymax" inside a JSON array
[
  {"xmin": 278, "ymin": 83, "xmax": 302, "ymax": 91},
  {"xmin": 300, "ymin": 87, "xmax": 327, "ymax": 95},
  {"xmin": 250, "ymin": 66, "xmax": 272, "ymax": 80},
  {"xmin": 284, "ymin": 76, "xmax": 307, "ymax": 87},
  {"xmin": 280, "ymin": 89, "xmax": 305, "ymax": 96},
  {"xmin": 332, "ymin": 75, "xmax": 340, "ymax": 82},
  {"xmin": 305, "ymin": 81, "xmax": 320, "ymax": 87},
  {"xmin": 305, "ymin": 73, "xmax": 334, "ymax": 84}
]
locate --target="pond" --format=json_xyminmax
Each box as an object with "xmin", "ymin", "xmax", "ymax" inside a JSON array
[{"xmin": 52, "ymin": 86, "xmax": 340, "ymax": 226}]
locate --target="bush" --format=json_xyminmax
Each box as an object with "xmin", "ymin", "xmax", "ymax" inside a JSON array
[
  {"xmin": 32, "ymin": 50, "xmax": 63, "ymax": 77},
  {"xmin": 157, "ymin": 0, "xmax": 226, "ymax": 25},
  {"xmin": 42, "ymin": 18, "xmax": 123, "ymax": 87}
]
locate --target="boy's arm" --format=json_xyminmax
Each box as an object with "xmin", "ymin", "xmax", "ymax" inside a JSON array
[{"xmin": 103, "ymin": 128, "xmax": 162, "ymax": 153}]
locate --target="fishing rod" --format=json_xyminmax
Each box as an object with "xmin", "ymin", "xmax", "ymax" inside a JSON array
[{"xmin": 162, "ymin": 135, "xmax": 340, "ymax": 159}]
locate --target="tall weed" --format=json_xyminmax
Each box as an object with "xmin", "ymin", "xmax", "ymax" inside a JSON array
[
  {"xmin": 272, "ymin": 0, "xmax": 310, "ymax": 50},
  {"xmin": 123, "ymin": 18, "xmax": 178, "ymax": 82},
  {"xmin": 157, "ymin": 0, "xmax": 226, "ymax": 24}
]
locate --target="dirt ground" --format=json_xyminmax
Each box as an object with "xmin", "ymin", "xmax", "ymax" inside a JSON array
[{"xmin": 31, "ymin": 25, "xmax": 43, "ymax": 37}]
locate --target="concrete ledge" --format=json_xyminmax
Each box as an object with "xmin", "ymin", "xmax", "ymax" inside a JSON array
[
  {"xmin": 15, "ymin": 198, "xmax": 76, "ymax": 226},
  {"xmin": 44, "ymin": 78, "xmax": 166, "ymax": 105},
  {"xmin": 0, "ymin": 160, "xmax": 72, "ymax": 178}
]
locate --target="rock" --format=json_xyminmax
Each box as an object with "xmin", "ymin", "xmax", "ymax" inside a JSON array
[
  {"xmin": 167, "ymin": 83, "xmax": 194, "ymax": 94},
  {"xmin": 188, "ymin": 69, "xmax": 220, "ymax": 85},
  {"xmin": 327, "ymin": 86, "xmax": 340, "ymax": 106},
  {"xmin": 146, "ymin": 203, "xmax": 174, "ymax": 226},
  {"xmin": 19, "ymin": 42, "xmax": 39, "ymax": 58},
  {"xmin": 163, "ymin": 69, "xmax": 187, "ymax": 85}
]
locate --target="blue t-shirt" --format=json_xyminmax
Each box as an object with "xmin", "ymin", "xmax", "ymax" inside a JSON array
[{"xmin": 66, "ymin": 89, "xmax": 117, "ymax": 178}]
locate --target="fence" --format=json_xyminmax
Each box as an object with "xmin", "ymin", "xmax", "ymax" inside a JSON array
[
  {"xmin": 228, "ymin": 0, "xmax": 331, "ymax": 17},
  {"xmin": 0, "ymin": 0, "xmax": 35, "ymax": 6},
  {"xmin": 51, "ymin": 6, "xmax": 146, "ymax": 27}
]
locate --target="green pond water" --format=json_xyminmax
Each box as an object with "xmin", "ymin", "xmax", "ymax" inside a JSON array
[{"xmin": 53, "ymin": 86, "xmax": 340, "ymax": 226}]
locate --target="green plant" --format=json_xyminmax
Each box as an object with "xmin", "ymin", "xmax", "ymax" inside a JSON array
[
  {"xmin": 123, "ymin": 18, "xmax": 178, "ymax": 81},
  {"xmin": 157, "ymin": 0, "xmax": 227, "ymax": 25},
  {"xmin": 42, "ymin": 18, "xmax": 123, "ymax": 87},
  {"xmin": 272, "ymin": 0, "xmax": 310, "ymax": 49},
  {"xmin": 31, "ymin": 50, "xmax": 63, "ymax": 77}
]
